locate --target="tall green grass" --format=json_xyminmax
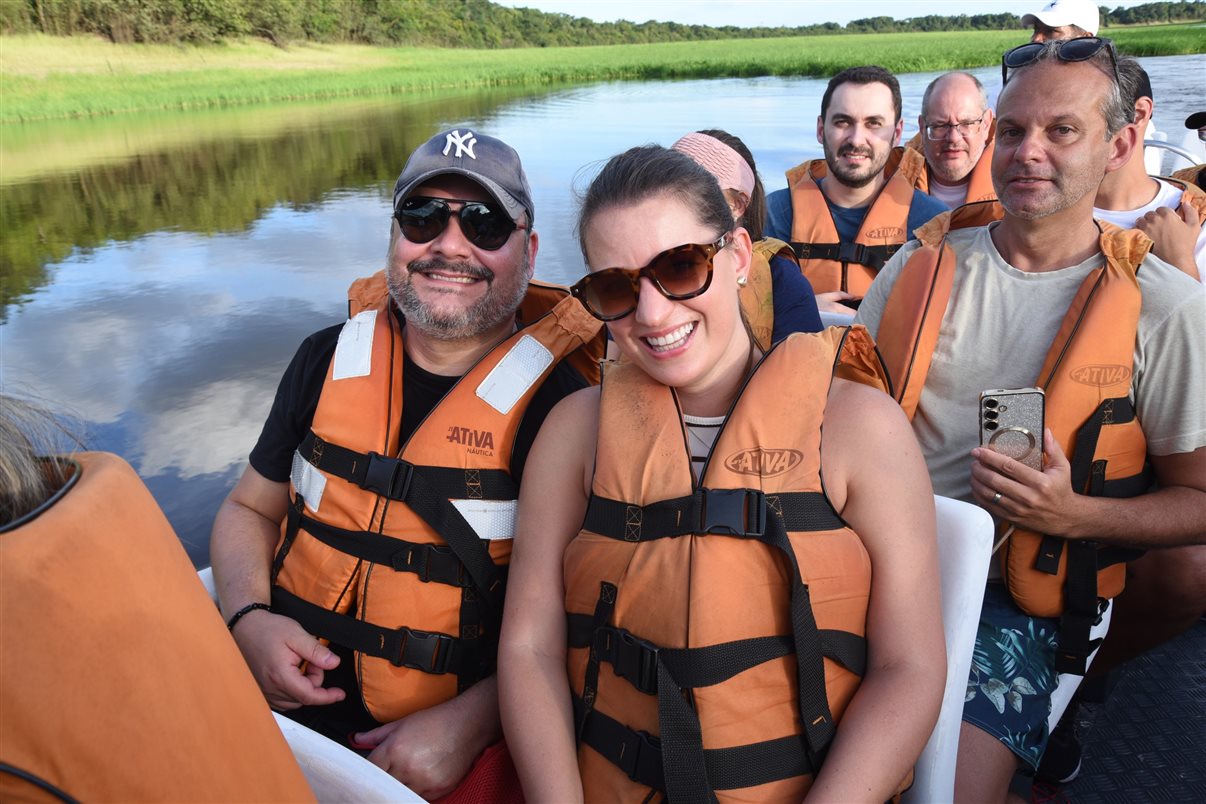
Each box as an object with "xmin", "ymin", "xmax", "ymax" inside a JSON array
[{"xmin": 2, "ymin": 25, "xmax": 1203, "ymax": 123}]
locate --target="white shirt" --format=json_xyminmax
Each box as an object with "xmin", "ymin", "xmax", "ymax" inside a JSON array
[
  {"xmin": 926, "ymin": 179, "xmax": 969, "ymax": 209},
  {"xmin": 1094, "ymin": 178, "xmax": 1206, "ymax": 283}
]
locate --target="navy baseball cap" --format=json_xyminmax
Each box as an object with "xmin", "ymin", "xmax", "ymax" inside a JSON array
[{"xmin": 392, "ymin": 129, "xmax": 534, "ymax": 224}]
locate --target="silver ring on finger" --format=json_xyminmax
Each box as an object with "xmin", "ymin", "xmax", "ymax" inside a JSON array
[{"xmin": 992, "ymin": 491, "xmax": 1003, "ymax": 504}]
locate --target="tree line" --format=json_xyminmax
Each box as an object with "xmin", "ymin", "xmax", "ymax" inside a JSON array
[{"xmin": 2, "ymin": 0, "xmax": 1204, "ymax": 47}]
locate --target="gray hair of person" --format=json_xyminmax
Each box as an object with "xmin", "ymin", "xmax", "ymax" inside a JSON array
[
  {"xmin": 821, "ymin": 65, "xmax": 902, "ymax": 123},
  {"xmin": 576, "ymin": 145, "xmax": 735, "ymax": 265},
  {"xmin": 1004, "ymin": 41, "xmax": 1131, "ymax": 138},
  {"xmin": 0, "ymin": 395, "xmax": 82, "ymax": 527},
  {"xmin": 920, "ymin": 72, "xmax": 989, "ymax": 119}
]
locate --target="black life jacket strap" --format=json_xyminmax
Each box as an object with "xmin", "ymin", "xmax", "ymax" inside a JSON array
[
  {"xmin": 577, "ymin": 582, "xmax": 618, "ymax": 741},
  {"xmin": 789, "ymin": 241, "xmax": 898, "ymax": 270},
  {"xmin": 297, "ymin": 431, "xmax": 518, "ymax": 501},
  {"xmin": 294, "ymin": 431, "xmax": 511, "ymax": 616},
  {"xmin": 573, "ymin": 697, "xmax": 817, "ymax": 794},
  {"xmin": 582, "ymin": 489, "xmax": 843, "ymax": 543},
  {"xmin": 270, "ymin": 586, "xmax": 490, "ymax": 682},
  {"xmin": 288, "ymin": 510, "xmax": 481, "ymax": 588},
  {"xmin": 566, "ymin": 614, "xmax": 867, "ymax": 693},
  {"xmin": 1037, "ymin": 395, "xmax": 1149, "ymax": 675}
]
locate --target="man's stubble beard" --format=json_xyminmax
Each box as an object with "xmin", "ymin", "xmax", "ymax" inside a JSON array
[
  {"xmin": 823, "ymin": 136, "xmax": 892, "ymax": 190},
  {"xmin": 388, "ymin": 254, "xmax": 530, "ymax": 341}
]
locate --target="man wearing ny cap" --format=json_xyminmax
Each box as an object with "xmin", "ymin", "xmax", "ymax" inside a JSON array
[
  {"xmin": 211, "ymin": 129, "xmax": 600, "ymax": 797},
  {"xmin": 1023, "ymin": 0, "xmax": 1099, "ymax": 41}
]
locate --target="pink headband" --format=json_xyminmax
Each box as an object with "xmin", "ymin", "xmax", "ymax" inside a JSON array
[{"xmin": 671, "ymin": 132, "xmax": 756, "ymax": 199}]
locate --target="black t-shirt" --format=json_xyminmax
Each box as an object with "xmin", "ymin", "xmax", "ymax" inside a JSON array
[
  {"xmin": 255, "ymin": 310, "xmax": 588, "ymax": 738},
  {"xmin": 249, "ymin": 313, "xmax": 587, "ymax": 485}
]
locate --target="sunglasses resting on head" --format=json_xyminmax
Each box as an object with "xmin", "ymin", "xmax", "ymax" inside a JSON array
[
  {"xmin": 571, "ymin": 234, "xmax": 731, "ymax": 321},
  {"xmin": 1001, "ymin": 36, "xmax": 1119, "ymax": 86},
  {"xmin": 395, "ymin": 196, "xmax": 527, "ymax": 251}
]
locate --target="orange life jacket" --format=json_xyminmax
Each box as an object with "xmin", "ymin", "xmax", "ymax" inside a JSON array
[
  {"xmin": 740, "ymin": 237, "xmax": 795, "ymax": 352},
  {"xmin": 0, "ymin": 452, "xmax": 313, "ymax": 803},
  {"xmin": 1168, "ymin": 164, "xmax": 1204, "ymax": 194},
  {"xmin": 875, "ymin": 217, "xmax": 1153, "ymax": 674},
  {"xmin": 272, "ymin": 273, "xmax": 603, "ymax": 722},
  {"xmin": 565, "ymin": 328, "xmax": 894, "ymax": 802},
  {"xmin": 785, "ymin": 147, "xmax": 925, "ymax": 296},
  {"xmin": 905, "ymin": 123, "xmax": 999, "ymax": 205}
]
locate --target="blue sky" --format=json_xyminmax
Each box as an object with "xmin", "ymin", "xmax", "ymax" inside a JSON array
[{"xmin": 494, "ymin": 1, "xmax": 1150, "ymax": 28}]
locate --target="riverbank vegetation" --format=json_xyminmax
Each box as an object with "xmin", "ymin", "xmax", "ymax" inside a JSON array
[
  {"xmin": 4, "ymin": 23, "xmax": 1204, "ymax": 122},
  {"xmin": 2, "ymin": 0, "xmax": 1204, "ymax": 47}
]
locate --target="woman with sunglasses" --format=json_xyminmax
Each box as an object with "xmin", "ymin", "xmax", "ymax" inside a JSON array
[
  {"xmin": 499, "ymin": 146, "xmax": 944, "ymax": 802},
  {"xmin": 672, "ymin": 129, "xmax": 823, "ymax": 349}
]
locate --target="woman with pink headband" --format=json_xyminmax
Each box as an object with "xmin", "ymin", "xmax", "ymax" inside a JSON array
[{"xmin": 672, "ymin": 130, "xmax": 822, "ymax": 348}]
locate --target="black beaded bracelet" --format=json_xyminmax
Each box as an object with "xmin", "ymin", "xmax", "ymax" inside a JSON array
[{"xmin": 226, "ymin": 602, "xmax": 271, "ymax": 631}]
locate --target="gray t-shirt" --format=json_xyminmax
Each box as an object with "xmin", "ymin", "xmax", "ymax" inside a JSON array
[{"xmin": 856, "ymin": 223, "xmax": 1206, "ymax": 504}]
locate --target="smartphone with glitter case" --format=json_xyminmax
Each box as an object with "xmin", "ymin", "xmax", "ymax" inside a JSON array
[{"xmin": 979, "ymin": 388, "xmax": 1045, "ymax": 472}]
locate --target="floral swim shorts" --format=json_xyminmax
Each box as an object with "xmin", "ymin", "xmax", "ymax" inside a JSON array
[{"xmin": 962, "ymin": 582, "xmax": 1062, "ymax": 770}]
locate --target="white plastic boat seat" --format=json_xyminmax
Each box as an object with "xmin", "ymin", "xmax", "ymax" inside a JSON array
[
  {"xmin": 1047, "ymin": 598, "xmax": 1113, "ymax": 733},
  {"xmin": 198, "ymin": 565, "xmax": 218, "ymax": 603},
  {"xmin": 272, "ymin": 713, "xmax": 427, "ymax": 803},
  {"xmin": 197, "ymin": 566, "xmax": 427, "ymax": 801},
  {"xmin": 901, "ymin": 495, "xmax": 995, "ymax": 804}
]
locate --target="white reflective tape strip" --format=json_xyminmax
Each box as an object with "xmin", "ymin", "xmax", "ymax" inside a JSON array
[
  {"xmin": 332, "ymin": 310, "xmax": 377, "ymax": 380},
  {"xmin": 290, "ymin": 450, "xmax": 327, "ymax": 513},
  {"xmin": 475, "ymin": 334, "xmax": 553, "ymax": 415},
  {"xmin": 450, "ymin": 499, "xmax": 517, "ymax": 541}
]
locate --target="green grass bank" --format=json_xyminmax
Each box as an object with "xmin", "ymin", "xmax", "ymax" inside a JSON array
[{"xmin": 2, "ymin": 25, "xmax": 1203, "ymax": 123}]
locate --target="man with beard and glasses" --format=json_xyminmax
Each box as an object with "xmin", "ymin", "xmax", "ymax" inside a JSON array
[
  {"xmin": 210, "ymin": 129, "xmax": 602, "ymax": 800},
  {"xmin": 909, "ymin": 72, "xmax": 999, "ymax": 211},
  {"xmin": 767, "ymin": 65, "xmax": 947, "ymax": 316},
  {"xmin": 855, "ymin": 41, "xmax": 1205, "ymax": 802}
]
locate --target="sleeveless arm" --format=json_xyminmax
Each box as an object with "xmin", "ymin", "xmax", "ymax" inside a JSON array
[
  {"xmin": 808, "ymin": 380, "xmax": 946, "ymax": 802},
  {"xmin": 498, "ymin": 387, "xmax": 599, "ymax": 802}
]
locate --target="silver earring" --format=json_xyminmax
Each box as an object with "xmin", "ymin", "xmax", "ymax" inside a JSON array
[{"xmin": 737, "ymin": 276, "xmax": 748, "ymax": 287}]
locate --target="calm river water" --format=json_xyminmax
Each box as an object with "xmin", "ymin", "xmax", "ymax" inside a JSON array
[{"xmin": 2, "ymin": 54, "xmax": 1203, "ymax": 565}]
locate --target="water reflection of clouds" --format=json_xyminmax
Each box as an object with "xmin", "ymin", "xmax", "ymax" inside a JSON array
[{"xmin": 4, "ymin": 191, "xmax": 394, "ymax": 479}]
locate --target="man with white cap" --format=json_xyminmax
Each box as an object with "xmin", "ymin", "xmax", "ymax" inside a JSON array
[
  {"xmin": 211, "ymin": 128, "xmax": 601, "ymax": 797},
  {"xmin": 1023, "ymin": 0, "xmax": 1099, "ymax": 41}
]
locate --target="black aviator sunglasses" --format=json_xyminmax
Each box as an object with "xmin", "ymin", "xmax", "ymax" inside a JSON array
[
  {"xmin": 1001, "ymin": 37, "xmax": 1120, "ymax": 87},
  {"xmin": 395, "ymin": 196, "xmax": 527, "ymax": 251}
]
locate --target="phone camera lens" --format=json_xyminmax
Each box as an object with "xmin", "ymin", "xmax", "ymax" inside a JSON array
[
  {"xmin": 984, "ymin": 421, "xmax": 999, "ymax": 431},
  {"xmin": 985, "ymin": 410, "xmax": 999, "ymax": 421},
  {"xmin": 984, "ymin": 398, "xmax": 998, "ymax": 409}
]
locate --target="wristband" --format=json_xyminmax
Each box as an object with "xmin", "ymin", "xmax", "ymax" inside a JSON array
[{"xmin": 226, "ymin": 602, "xmax": 271, "ymax": 631}]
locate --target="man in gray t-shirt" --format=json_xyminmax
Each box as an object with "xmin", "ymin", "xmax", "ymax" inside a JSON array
[{"xmin": 856, "ymin": 41, "xmax": 1205, "ymax": 802}]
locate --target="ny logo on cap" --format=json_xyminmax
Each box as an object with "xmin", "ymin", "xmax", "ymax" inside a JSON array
[{"xmin": 443, "ymin": 130, "xmax": 478, "ymax": 159}]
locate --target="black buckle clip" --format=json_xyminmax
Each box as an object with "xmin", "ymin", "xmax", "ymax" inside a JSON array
[
  {"xmin": 700, "ymin": 488, "xmax": 765, "ymax": 537},
  {"xmin": 394, "ymin": 628, "xmax": 454, "ymax": 674},
  {"xmin": 389, "ymin": 544, "xmax": 467, "ymax": 588},
  {"xmin": 837, "ymin": 241, "xmax": 862, "ymax": 265},
  {"xmin": 363, "ymin": 453, "xmax": 413, "ymax": 500},
  {"xmin": 626, "ymin": 729, "xmax": 664, "ymax": 788},
  {"xmin": 597, "ymin": 628, "xmax": 660, "ymax": 695}
]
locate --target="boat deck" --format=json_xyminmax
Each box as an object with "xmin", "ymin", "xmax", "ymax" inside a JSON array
[{"xmin": 1033, "ymin": 620, "xmax": 1206, "ymax": 802}]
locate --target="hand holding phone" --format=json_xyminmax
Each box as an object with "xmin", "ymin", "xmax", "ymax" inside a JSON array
[{"xmin": 979, "ymin": 388, "xmax": 1045, "ymax": 472}]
